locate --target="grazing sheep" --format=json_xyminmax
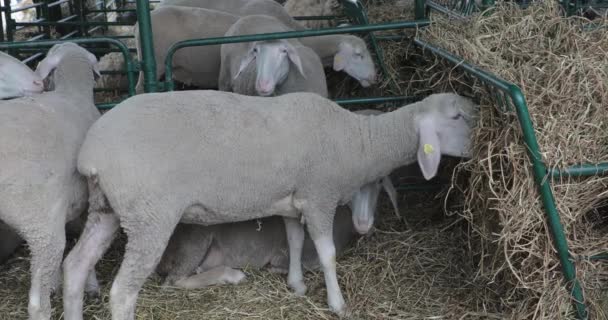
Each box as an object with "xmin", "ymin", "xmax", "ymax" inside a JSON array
[
  {"xmin": 133, "ymin": 5, "xmax": 240, "ymax": 93},
  {"xmin": 62, "ymin": 90, "xmax": 477, "ymax": 319},
  {"xmin": 157, "ymin": 110, "xmax": 400, "ymax": 288},
  {"xmin": 0, "ymin": 50, "xmax": 44, "ymax": 99},
  {"xmin": 158, "ymin": 0, "xmax": 306, "ymax": 30},
  {"xmin": 219, "ymin": 15, "xmax": 328, "ymax": 97},
  {"xmin": 0, "ymin": 42, "xmax": 101, "ymax": 320},
  {"xmin": 283, "ymin": 0, "xmax": 340, "ymax": 29}
]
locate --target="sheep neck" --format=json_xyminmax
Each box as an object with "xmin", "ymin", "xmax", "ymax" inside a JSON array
[
  {"xmin": 362, "ymin": 103, "xmax": 422, "ymax": 179},
  {"xmin": 299, "ymin": 34, "xmax": 345, "ymax": 63},
  {"xmin": 52, "ymin": 55, "xmax": 95, "ymax": 101}
]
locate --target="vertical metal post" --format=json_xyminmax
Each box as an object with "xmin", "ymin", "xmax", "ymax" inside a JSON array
[
  {"xmin": 415, "ymin": 0, "xmax": 426, "ymax": 19},
  {"xmin": 135, "ymin": 0, "xmax": 156, "ymax": 92},
  {"xmin": 0, "ymin": 2, "xmax": 5, "ymax": 42},
  {"xmin": 509, "ymin": 86, "xmax": 588, "ymax": 320}
]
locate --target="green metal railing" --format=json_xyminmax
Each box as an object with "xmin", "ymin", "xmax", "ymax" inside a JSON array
[
  {"xmin": 413, "ymin": 37, "xmax": 606, "ymax": 320},
  {"xmin": 0, "ymin": 37, "xmax": 136, "ymax": 96},
  {"xmin": 162, "ymin": 20, "xmax": 430, "ymax": 98}
]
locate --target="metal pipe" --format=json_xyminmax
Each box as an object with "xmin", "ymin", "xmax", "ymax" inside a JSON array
[
  {"xmin": 164, "ymin": 19, "xmax": 431, "ymax": 90},
  {"xmin": 0, "ymin": 37, "xmax": 136, "ymax": 97},
  {"xmin": 135, "ymin": 0, "xmax": 157, "ymax": 93},
  {"xmin": 550, "ymin": 163, "xmax": 608, "ymax": 178},
  {"xmin": 415, "ymin": 0, "xmax": 426, "ymax": 19},
  {"xmin": 334, "ymin": 95, "xmax": 421, "ymax": 105}
]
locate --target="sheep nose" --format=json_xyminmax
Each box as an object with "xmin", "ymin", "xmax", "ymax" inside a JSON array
[{"xmin": 256, "ymin": 79, "xmax": 274, "ymax": 96}]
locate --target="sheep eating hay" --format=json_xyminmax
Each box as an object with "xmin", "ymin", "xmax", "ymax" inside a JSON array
[{"xmin": 62, "ymin": 90, "xmax": 477, "ymax": 319}]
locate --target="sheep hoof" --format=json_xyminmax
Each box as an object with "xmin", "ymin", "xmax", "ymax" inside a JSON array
[
  {"xmin": 288, "ymin": 280, "xmax": 307, "ymax": 296},
  {"xmin": 329, "ymin": 295, "xmax": 347, "ymax": 318}
]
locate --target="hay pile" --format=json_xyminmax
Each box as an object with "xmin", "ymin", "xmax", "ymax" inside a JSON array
[{"xmin": 393, "ymin": 1, "xmax": 608, "ymax": 319}]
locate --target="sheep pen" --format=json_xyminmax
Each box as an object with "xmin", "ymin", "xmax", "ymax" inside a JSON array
[{"xmin": 1, "ymin": 1, "xmax": 608, "ymax": 319}]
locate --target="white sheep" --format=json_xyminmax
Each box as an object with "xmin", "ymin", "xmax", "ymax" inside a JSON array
[
  {"xmin": 0, "ymin": 42, "xmax": 101, "ymax": 320},
  {"xmin": 94, "ymin": 51, "xmax": 131, "ymax": 90},
  {"xmin": 298, "ymin": 34, "xmax": 377, "ymax": 87},
  {"xmin": 158, "ymin": 0, "xmax": 306, "ymax": 30},
  {"xmin": 0, "ymin": 50, "xmax": 44, "ymax": 99},
  {"xmin": 283, "ymin": 0, "xmax": 340, "ymax": 29},
  {"xmin": 133, "ymin": 5, "xmax": 240, "ymax": 93},
  {"xmin": 219, "ymin": 15, "xmax": 328, "ymax": 97},
  {"xmin": 1, "ymin": 0, "xmax": 36, "ymax": 32},
  {"xmin": 62, "ymin": 90, "xmax": 477, "ymax": 319},
  {"xmin": 156, "ymin": 0, "xmax": 377, "ymax": 88},
  {"xmin": 157, "ymin": 109, "xmax": 400, "ymax": 288}
]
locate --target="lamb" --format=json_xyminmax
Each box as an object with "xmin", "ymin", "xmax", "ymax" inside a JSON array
[
  {"xmin": 133, "ymin": 6, "xmax": 240, "ymax": 93},
  {"xmin": 157, "ymin": 110, "xmax": 400, "ymax": 288},
  {"xmin": 0, "ymin": 50, "xmax": 44, "ymax": 99},
  {"xmin": 62, "ymin": 90, "xmax": 477, "ymax": 319},
  {"xmin": 283, "ymin": 0, "xmax": 340, "ymax": 29},
  {"xmin": 0, "ymin": 42, "xmax": 102, "ymax": 320},
  {"xmin": 156, "ymin": 0, "xmax": 377, "ymax": 88},
  {"xmin": 219, "ymin": 15, "xmax": 328, "ymax": 97},
  {"xmin": 158, "ymin": 0, "xmax": 306, "ymax": 30}
]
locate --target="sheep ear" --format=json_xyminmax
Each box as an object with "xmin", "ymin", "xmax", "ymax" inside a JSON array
[
  {"xmin": 234, "ymin": 43, "xmax": 257, "ymax": 80},
  {"xmin": 380, "ymin": 176, "xmax": 400, "ymax": 218},
  {"xmin": 333, "ymin": 52, "xmax": 347, "ymax": 71},
  {"xmin": 417, "ymin": 117, "xmax": 441, "ymax": 180},
  {"xmin": 35, "ymin": 54, "xmax": 61, "ymax": 80},
  {"xmin": 85, "ymin": 51, "xmax": 101, "ymax": 79},
  {"xmin": 284, "ymin": 42, "xmax": 305, "ymax": 78}
]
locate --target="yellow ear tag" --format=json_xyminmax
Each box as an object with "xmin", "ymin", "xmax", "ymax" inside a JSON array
[
  {"xmin": 335, "ymin": 56, "xmax": 342, "ymax": 63},
  {"xmin": 423, "ymin": 144, "xmax": 434, "ymax": 155}
]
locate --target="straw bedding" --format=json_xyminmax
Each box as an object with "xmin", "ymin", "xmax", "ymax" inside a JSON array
[{"xmin": 1, "ymin": 0, "xmax": 607, "ymax": 319}]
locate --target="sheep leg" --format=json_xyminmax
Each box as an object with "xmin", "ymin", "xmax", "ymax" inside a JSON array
[
  {"xmin": 109, "ymin": 216, "xmax": 179, "ymax": 320},
  {"xmin": 63, "ymin": 211, "xmax": 119, "ymax": 320},
  {"xmin": 304, "ymin": 208, "xmax": 347, "ymax": 317},
  {"xmin": 283, "ymin": 217, "xmax": 307, "ymax": 295},
  {"xmin": 85, "ymin": 270, "xmax": 100, "ymax": 298},
  {"xmin": 23, "ymin": 216, "xmax": 66, "ymax": 320},
  {"xmin": 160, "ymin": 233, "xmax": 213, "ymax": 287},
  {"xmin": 172, "ymin": 266, "xmax": 246, "ymax": 289}
]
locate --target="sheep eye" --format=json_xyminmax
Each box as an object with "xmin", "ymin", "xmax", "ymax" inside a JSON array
[
  {"xmin": 252, "ymin": 47, "xmax": 258, "ymax": 53},
  {"xmin": 452, "ymin": 114, "xmax": 462, "ymax": 120}
]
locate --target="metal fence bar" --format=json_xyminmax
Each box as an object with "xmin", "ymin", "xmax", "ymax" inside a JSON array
[
  {"xmin": 163, "ymin": 19, "xmax": 431, "ymax": 91},
  {"xmin": 135, "ymin": 0, "xmax": 156, "ymax": 93},
  {"xmin": 0, "ymin": 37, "xmax": 136, "ymax": 96},
  {"xmin": 550, "ymin": 163, "xmax": 608, "ymax": 178}
]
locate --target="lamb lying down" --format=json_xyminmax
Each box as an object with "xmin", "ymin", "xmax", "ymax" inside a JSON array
[{"xmin": 156, "ymin": 175, "xmax": 400, "ymax": 289}]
